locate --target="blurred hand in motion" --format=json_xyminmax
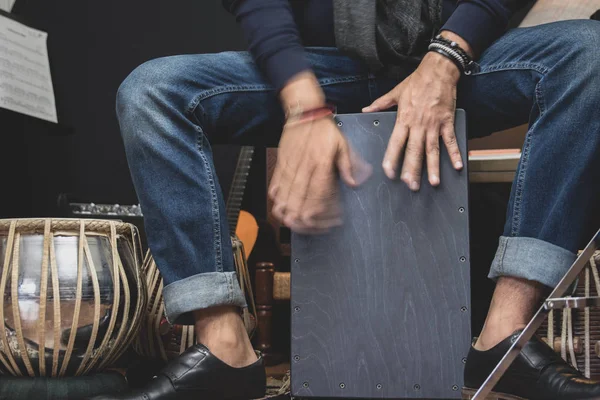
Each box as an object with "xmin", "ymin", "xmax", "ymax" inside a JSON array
[
  {"xmin": 270, "ymin": 115, "xmax": 371, "ymax": 234},
  {"xmin": 270, "ymin": 72, "xmax": 371, "ymax": 234}
]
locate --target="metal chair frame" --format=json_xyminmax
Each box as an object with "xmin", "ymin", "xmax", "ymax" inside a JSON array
[{"xmin": 472, "ymin": 229, "xmax": 600, "ymax": 399}]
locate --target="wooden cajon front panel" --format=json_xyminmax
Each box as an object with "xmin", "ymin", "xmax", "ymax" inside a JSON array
[{"xmin": 291, "ymin": 111, "xmax": 471, "ymax": 399}]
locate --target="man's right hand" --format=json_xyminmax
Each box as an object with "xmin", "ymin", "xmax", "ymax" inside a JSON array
[{"xmin": 269, "ymin": 73, "xmax": 371, "ymax": 234}]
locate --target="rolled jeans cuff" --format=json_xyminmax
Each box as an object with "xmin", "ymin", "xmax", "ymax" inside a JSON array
[
  {"xmin": 489, "ymin": 236, "xmax": 577, "ymax": 288},
  {"xmin": 163, "ymin": 271, "xmax": 247, "ymax": 325}
]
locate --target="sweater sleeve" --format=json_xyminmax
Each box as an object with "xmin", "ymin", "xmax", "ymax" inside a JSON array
[
  {"xmin": 223, "ymin": 0, "xmax": 311, "ymax": 91},
  {"xmin": 441, "ymin": 0, "xmax": 530, "ymax": 56}
]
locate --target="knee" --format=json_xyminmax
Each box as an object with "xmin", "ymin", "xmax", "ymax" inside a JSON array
[
  {"xmin": 559, "ymin": 20, "xmax": 600, "ymax": 75},
  {"xmin": 116, "ymin": 58, "xmax": 167, "ymax": 125},
  {"xmin": 116, "ymin": 56, "xmax": 197, "ymax": 151}
]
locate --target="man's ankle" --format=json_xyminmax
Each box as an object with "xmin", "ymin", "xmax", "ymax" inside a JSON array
[
  {"xmin": 474, "ymin": 323, "xmax": 526, "ymax": 351},
  {"xmin": 193, "ymin": 305, "xmax": 257, "ymax": 367},
  {"xmin": 194, "ymin": 306, "xmax": 242, "ymax": 335},
  {"xmin": 474, "ymin": 277, "xmax": 544, "ymax": 351}
]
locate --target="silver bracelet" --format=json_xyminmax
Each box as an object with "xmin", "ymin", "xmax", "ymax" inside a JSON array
[{"xmin": 428, "ymin": 42, "xmax": 466, "ymax": 70}]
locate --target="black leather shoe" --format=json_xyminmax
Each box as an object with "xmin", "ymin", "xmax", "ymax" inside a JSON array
[
  {"xmin": 463, "ymin": 330, "xmax": 600, "ymax": 400},
  {"xmin": 89, "ymin": 344, "xmax": 266, "ymax": 400}
]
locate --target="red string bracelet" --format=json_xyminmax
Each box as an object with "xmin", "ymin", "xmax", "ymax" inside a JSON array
[{"xmin": 285, "ymin": 103, "xmax": 337, "ymax": 125}]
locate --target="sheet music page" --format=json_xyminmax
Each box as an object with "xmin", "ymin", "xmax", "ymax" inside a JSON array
[
  {"xmin": 0, "ymin": 13, "xmax": 58, "ymax": 123},
  {"xmin": 0, "ymin": 0, "xmax": 16, "ymax": 13}
]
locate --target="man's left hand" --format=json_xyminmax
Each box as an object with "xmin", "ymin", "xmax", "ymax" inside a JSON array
[{"xmin": 363, "ymin": 51, "xmax": 464, "ymax": 191}]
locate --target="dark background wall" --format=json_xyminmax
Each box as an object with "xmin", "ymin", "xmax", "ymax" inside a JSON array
[
  {"xmin": 2, "ymin": 0, "xmax": 261, "ymax": 218},
  {"xmin": 0, "ymin": 0, "xmax": 538, "ymax": 220},
  {"xmin": 2, "ymin": 1, "xmax": 597, "ymax": 339}
]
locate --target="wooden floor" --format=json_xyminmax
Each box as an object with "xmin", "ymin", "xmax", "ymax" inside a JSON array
[{"xmin": 264, "ymin": 363, "xmax": 290, "ymax": 398}]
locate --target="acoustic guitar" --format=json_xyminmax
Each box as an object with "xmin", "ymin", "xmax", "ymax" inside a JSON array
[{"xmin": 226, "ymin": 146, "xmax": 259, "ymax": 259}]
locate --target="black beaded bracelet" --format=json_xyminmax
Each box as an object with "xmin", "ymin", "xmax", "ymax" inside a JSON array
[
  {"xmin": 429, "ymin": 34, "xmax": 480, "ymax": 75},
  {"xmin": 432, "ymin": 34, "xmax": 472, "ymax": 65}
]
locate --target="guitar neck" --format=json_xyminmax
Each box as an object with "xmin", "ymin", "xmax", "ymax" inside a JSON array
[{"xmin": 226, "ymin": 146, "xmax": 255, "ymax": 233}]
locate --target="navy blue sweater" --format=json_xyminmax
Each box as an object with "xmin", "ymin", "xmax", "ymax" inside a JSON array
[{"xmin": 225, "ymin": 0, "xmax": 524, "ymax": 90}]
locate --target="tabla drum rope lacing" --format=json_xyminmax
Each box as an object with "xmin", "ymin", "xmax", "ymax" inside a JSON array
[
  {"xmin": 59, "ymin": 221, "xmax": 86, "ymax": 376},
  {"xmin": 587, "ymin": 256, "xmax": 600, "ymax": 378},
  {"xmin": 97, "ymin": 221, "xmax": 132, "ymax": 371},
  {"xmin": 81, "ymin": 221, "xmax": 121, "ymax": 374},
  {"xmin": 0, "ymin": 221, "xmax": 20, "ymax": 376},
  {"xmin": 560, "ymin": 300, "xmax": 577, "ymax": 369},
  {"xmin": 549, "ymin": 253, "xmax": 600, "ymax": 378}
]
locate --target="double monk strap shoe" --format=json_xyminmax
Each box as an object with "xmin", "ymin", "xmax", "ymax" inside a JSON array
[
  {"xmin": 463, "ymin": 330, "xmax": 600, "ymax": 400},
  {"xmin": 89, "ymin": 344, "xmax": 266, "ymax": 400}
]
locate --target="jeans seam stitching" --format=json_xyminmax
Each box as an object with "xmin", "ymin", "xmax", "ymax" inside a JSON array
[
  {"xmin": 534, "ymin": 79, "xmax": 546, "ymax": 117},
  {"xmin": 319, "ymin": 75, "xmax": 369, "ymax": 86},
  {"xmin": 188, "ymin": 85, "xmax": 273, "ymax": 114},
  {"xmin": 195, "ymin": 132, "xmax": 223, "ymax": 272},
  {"xmin": 509, "ymin": 70, "xmax": 546, "ymax": 236},
  {"xmin": 186, "ymin": 75, "xmax": 369, "ymax": 116},
  {"xmin": 511, "ymin": 130, "xmax": 533, "ymax": 236},
  {"xmin": 470, "ymin": 63, "xmax": 549, "ymax": 76}
]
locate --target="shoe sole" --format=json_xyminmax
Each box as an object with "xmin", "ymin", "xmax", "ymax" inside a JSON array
[
  {"xmin": 462, "ymin": 387, "xmax": 527, "ymax": 400},
  {"xmin": 177, "ymin": 391, "xmax": 265, "ymax": 400}
]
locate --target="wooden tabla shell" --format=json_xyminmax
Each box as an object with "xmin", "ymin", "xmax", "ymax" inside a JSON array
[
  {"xmin": 537, "ymin": 251, "xmax": 600, "ymax": 378},
  {"xmin": 0, "ymin": 218, "xmax": 147, "ymax": 377},
  {"xmin": 134, "ymin": 236, "xmax": 256, "ymax": 361}
]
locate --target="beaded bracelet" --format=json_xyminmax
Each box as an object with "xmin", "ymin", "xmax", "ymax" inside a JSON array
[
  {"xmin": 428, "ymin": 35, "xmax": 480, "ymax": 75},
  {"xmin": 432, "ymin": 35, "xmax": 471, "ymax": 64}
]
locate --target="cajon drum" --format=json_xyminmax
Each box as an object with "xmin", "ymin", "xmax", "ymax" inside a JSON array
[{"xmin": 291, "ymin": 110, "xmax": 471, "ymax": 399}]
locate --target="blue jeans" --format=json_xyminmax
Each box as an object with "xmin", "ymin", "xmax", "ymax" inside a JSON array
[{"xmin": 116, "ymin": 20, "xmax": 600, "ymax": 325}]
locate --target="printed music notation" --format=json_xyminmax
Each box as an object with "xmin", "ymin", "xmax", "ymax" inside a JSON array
[
  {"xmin": 0, "ymin": 13, "xmax": 57, "ymax": 123},
  {"xmin": 0, "ymin": 0, "xmax": 16, "ymax": 13}
]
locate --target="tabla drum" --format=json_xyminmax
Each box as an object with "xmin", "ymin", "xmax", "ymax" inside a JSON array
[
  {"xmin": 537, "ymin": 251, "xmax": 600, "ymax": 379},
  {"xmin": 134, "ymin": 236, "xmax": 256, "ymax": 361},
  {"xmin": 0, "ymin": 218, "xmax": 147, "ymax": 377}
]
